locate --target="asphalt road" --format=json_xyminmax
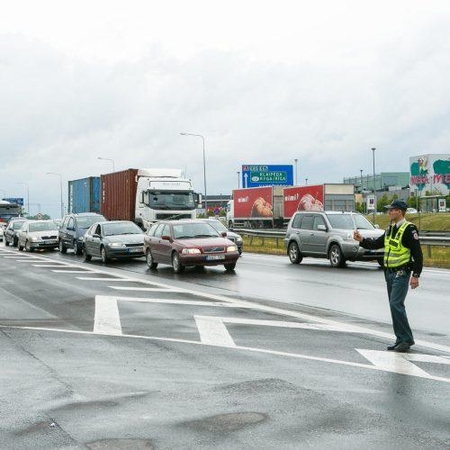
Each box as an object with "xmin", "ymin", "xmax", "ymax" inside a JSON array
[{"xmin": 1, "ymin": 243, "xmax": 449, "ymax": 449}]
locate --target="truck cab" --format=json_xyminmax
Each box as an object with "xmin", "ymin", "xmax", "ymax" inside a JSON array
[{"xmin": 135, "ymin": 169, "xmax": 199, "ymax": 230}]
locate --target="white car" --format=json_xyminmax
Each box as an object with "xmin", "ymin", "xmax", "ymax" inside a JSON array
[
  {"xmin": 0, "ymin": 224, "xmax": 4, "ymax": 242},
  {"xmin": 406, "ymin": 208, "xmax": 418, "ymax": 214},
  {"xmin": 17, "ymin": 220, "xmax": 59, "ymax": 252}
]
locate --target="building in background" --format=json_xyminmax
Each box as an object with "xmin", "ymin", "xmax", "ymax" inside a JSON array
[{"xmin": 343, "ymin": 172, "xmax": 410, "ymax": 193}]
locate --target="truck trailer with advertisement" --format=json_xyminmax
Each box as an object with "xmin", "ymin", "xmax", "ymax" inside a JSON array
[
  {"xmin": 100, "ymin": 168, "xmax": 198, "ymax": 229},
  {"xmin": 227, "ymin": 184, "xmax": 355, "ymax": 228}
]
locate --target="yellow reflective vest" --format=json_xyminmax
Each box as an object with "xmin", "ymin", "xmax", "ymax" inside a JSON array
[{"xmin": 384, "ymin": 221, "xmax": 412, "ymax": 268}]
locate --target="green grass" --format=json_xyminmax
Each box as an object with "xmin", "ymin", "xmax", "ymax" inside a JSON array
[{"xmin": 242, "ymin": 213, "xmax": 450, "ymax": 268}]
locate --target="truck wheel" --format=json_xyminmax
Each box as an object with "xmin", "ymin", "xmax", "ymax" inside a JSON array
[
  {"xmin": 288, "ymin": 242, "xmax": 302, "ymax": 264},
  {"xmin": 172, "ymin": 252, "xmax": 184, "ymax": 273},
  {"xmin": 146, "ymin": 250, "xmax": 158, "ymax": 269},
  {"xmin": 59, "ymin": 240, "xmax": 67, "ymax": 254},
  {"xmin": 329, "ymin": 244, "xmax": 346, "ymax": 268}
]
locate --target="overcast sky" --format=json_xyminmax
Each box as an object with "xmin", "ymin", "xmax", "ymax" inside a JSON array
[{"xmin": 1, "ymin": 0, "xmax": 450, "ymax": 217}]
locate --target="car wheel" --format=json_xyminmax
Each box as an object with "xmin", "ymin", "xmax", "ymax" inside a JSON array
[
  {"xmin": 172, "ymin": 252, "xmax": 184, "ymax": 273},
  {"xmin": 288, "ymin": 241, "xmax": 302, "ymax": 264},
  {"xmin": 25, "ymin": 240, "xmax": 34, "ymax": 252},
  {"xmin": 377, "ymin": 258, "xmax": 384, "ymax": 268},
  {"xmin": 101, "ymin": 246, "xmax": 108, "ymax": 264},
  {"xmin": 83, "ymin": 247, "xmax": 92, "ymax": 261},
  {"xmin": 146, "ymin": 249, "xmax": 158, "ymax": 269},
  {"xmin": 224, "ymin": 262, "xmax": 236, "ymax": 272},
  {"xmin": 18, "ymin": 243, "xmax": 24, "ymax": 251},
  {"xmin": 329, "ymin": 244, "xmax": 346, "ymax": 268},
  {"xmin": 73, "ymin": 240, "xmax": 82, "ymax": 255},
  {"xmin": 59, "ymin": 240, "xmax": 67, "ymax": 254}
]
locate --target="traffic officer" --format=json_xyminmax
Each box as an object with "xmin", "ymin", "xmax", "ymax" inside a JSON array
[{"xmin": 353, "ymin": 200, "xmax": 423, "ymax": 352}]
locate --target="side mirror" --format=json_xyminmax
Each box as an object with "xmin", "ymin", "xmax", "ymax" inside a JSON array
[
  {"xmin": 161, "ymin": 235, "xmax": 172, "ymax": 241},
  {"xmin": 317, "ymin": 224, "xmax": 327, "ymax": 231},
  {"xmin": 374, "ymin": 224, "xmax": 380, "ymax": 229},
  {"xmin": 221, "ymin": 231, "xmax": 227, "ymax": 237}
]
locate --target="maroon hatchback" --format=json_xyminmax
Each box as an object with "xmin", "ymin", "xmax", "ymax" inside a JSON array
[{"xmin": 144, "ymin": 219, "xmax": 239, "ymax": 273}]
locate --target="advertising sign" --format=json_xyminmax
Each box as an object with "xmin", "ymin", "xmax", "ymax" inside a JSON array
[
  {"xmin": 409, "ymin": 154, "xmax": 450, "ymax": 195},
  {"xmin": 283, "ymin": 185, "xmax": 324, "ymax": 218},
  {"xmin": 241, "ymin": 165, "xmax": 293, "ymax": 188},
  {"xmin": 438, "ymin": 198, "xmax": 447, "ymax": 212},
  {"xmin": 233, "ymin": 186, "xmax": 273, "ymax": 218},
  {"xmin": 367, "ymin": 195, "xmax": 375, "ymax": 211}
]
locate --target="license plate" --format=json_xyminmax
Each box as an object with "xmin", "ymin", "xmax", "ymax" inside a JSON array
[
  {"xmin": 206, "ymin": 254, "xmax": 225, "ymax": 261},
  {"xmin": 128, "ymin": 247, "xmax": 142, "ymax": 253}
]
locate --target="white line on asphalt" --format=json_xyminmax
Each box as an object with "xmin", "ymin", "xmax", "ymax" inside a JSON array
[
  {"xmin": 94, "ymin": 296, "xmax": 122, "ymax": 335},
  {"xmin": 2, "ymin": 324, "xmax": 450, "ymax": 384},
  {"xmin": 107, "ymin": 286, "xmax": 187, "ymax": 292},
  {"xmin": 51, "ymin": 270, "xmax": 93, "ymax": 273},
  {"xmin": 76, "ymin": 277, "xmax": 133, "ymax": 281},
  {"xmin": 33, "ymin": 264, "xmax": 71, "ymax": 267},
  {"xmin": 356, "ymin": 349, "xmax": 431, "ymax": 377},
  {"xmin": 195, "ymin": 316, "xmax": 236, "ymax": 347}
]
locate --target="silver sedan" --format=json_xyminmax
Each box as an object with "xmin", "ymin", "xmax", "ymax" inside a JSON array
[{"xmin": 17, "ymin": 220, "xmax": 59, "ymax": 252}]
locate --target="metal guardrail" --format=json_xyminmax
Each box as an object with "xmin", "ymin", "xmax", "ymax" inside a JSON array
[{"xmin": 233, "ymin": 229, "xmax": 450, "ymax": 258}]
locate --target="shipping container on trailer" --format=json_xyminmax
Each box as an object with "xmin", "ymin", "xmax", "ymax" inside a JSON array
[{"xmin": 68, "ymin": 177, "xmax": 101, "ymax": 213}]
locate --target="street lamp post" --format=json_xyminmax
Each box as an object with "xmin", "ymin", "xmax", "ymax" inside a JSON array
[
  {"xmin": 294, "ymin": 159, "xmax": 298, "ymax": 185},
  {"xmin": 305, "ymin": 178, "xmax": 308, "ymax": 185},
  {"xmin": 180, "ymin": 132, "xmax": 207, "ymax": 215},
  {"xmin": 17, "ymin": 182, "xmax": 30, "ymax": 217},
  {"xmin": 237, "ymin": 171, "xmax": 240, "ymax": 189},
  {"xmin": 371, "ymin": 147, "xmax": 376, "ymax": 223},
  {"xmin": 97, "ymin": 156, "xmax": 115, "ymax": 172},
  {"xmin": 47, "ymin": 172, "xmax": 64, "ymax": 218}
]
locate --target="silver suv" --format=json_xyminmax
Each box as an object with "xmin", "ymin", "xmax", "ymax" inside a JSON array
[{"xmin": 284, "ymin": 211, "xmax": 384, "ymax": 268}]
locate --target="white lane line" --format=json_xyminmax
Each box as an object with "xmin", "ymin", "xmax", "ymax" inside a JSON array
[
  {"xmin": 107, "ymin": 286, "xmax": 186, "ymax": 292},
  {"xmin": 51, "ymin": 270, "xmax": 93, "ymax": 273},
  {"xmin": 219, "ymin": 317, "xmax": 361, "ymax": 332},
  {"xmin": 2, "ymin": 324, "xmax": 450, "ymax": 384},
  {"xmin": 195, "ymin": 316, "xmax": 236, "ymax": 347},
  {"xmin": 406, "ymin": 354, "xmax": 450, "ymax": 365},
  {"xmin": 76, "ymin": 277, "xmax": 131, "ymax": 281},
  {"xmin": 94, "ymin": 296, "xmax": 122, "ymax": 335},
  {"xmin": 33, "ymin": 264, "xmax": 69, "ymax": 267},
  {"xmin": 356, "ymin": 349, "xmax": 431, "ymax": 377}
]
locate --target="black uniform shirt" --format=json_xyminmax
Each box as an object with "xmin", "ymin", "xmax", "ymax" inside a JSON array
[{"xmin": 360, "ymin": 221, "xmax": 423, "ymax": 276}]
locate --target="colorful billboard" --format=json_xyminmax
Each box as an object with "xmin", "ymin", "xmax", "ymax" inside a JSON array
[
  {"xmin": 233, "ymin": 186, "xmax": 273, "ymax": 218},
  {"xmin": 409, "ymin": 154, "xmax": 450, "ymax": 195},
  {"xmin": 283, "ymin": 185, "xmax": 324, "ymax": 218},
  {"xmin": 241, "ymin": 165, "xmax": 294, "ymax": 188}
]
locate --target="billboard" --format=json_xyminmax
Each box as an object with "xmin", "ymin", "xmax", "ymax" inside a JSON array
[
  {"xmin": 283, "ymin": 185, "xmax": 324, "ymax": 218},
  {"xmin": 409, "ymin": 154, "xmax": 450, "ymax": 195},
  {"xmin": 241, "ymin": 165, "xmax": 293, "ymax": 188},
  {"xmin": 233, "ymin": 186, "xmax": 273, "ymax": 218}
]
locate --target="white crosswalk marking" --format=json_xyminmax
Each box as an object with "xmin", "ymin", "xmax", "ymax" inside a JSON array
[
  {"xmin": 94, "ymin": 296, "xmax": 122, "ymax": 335},
  {"xmin": 195, "ymin": 316, "xmax": 236, "ymax": 347}
]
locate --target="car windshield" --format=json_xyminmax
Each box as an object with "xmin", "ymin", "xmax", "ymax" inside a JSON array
[
  {"xmin": 207, "ymin": 220, "xmax": 227, "ymax": 233},
  {"xmin": 173, "ymin": 222, "xmax": 219, "ymax": 239},
  {"xmin": 28, "ymin": 222, "xmax": 58, "ymax": 232},
  {"xmin": 13, "ymin": 221, "xmax": 26, "ymax": 230},
  {"xmin": 103, "ymin": 222, "xmax": 142, "ymax": 236},
  {"xmin": 327, "ymin": 214, "xmax": 374, "ymax": 230},
  {"xmin": 77, "ymin": 215, "xmax": 106, "ymax": 228},
  {"xmin": 147, "ymin": 191, "xmax": 196, "ymax": 210}
]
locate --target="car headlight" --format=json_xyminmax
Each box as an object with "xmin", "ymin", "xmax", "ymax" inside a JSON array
[
  {"xmin": 227, "ymin": 245, "xmax": 237, "ymax": 252},
  {"xmin": 181, "ymin": 248, "xmax": 201, "ymax": 255},
  {"xmin": 30, "ymin": 237, "xmax": 40, "ymax": 242},
  {"xmin": 108, "ymin": 242, "xmax": 124, "ymax": 247}
]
